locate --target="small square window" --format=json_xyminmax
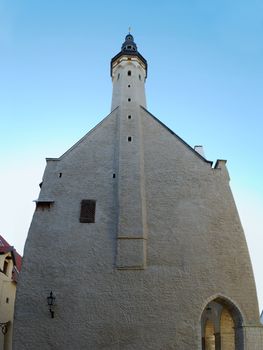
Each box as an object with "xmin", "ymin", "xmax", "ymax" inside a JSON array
[{"xmin": 80, "ymin": 200, "xmax": 96, "ymax": 223}]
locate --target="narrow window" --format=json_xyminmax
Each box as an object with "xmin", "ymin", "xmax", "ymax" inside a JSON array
[
  {"xmin": 59, "ymin": 172, "xmax": 62, "ymax": 178},
  {"xmin": 117, "ymin": 73, "xmax": 120, "ymax": 80},
  {"xmin": 112, "ymin": 173, "xmax": 116, "ymax": 178},
  {"xmin": 6, "ymin": 298, "xmax": 9, "ymax": 304},
  {"xmin": 128, "ymin": 115, "xmax": 131, "ymax": 119},
  {"xmin": 128, "ymin": 98, "xmax": 131, "ymax": 102},
  {"xmin": 3, "ymin": 260, "xmax": 8, "ymax": 275},
  {"xmin": 80, "ymin": 200, "xmax": 96, "ymax": 223},
  {"xmin": 128, "ymin": 70, "xmax": 131, "ymax": 76},
  {"xmin": 128, "ymin": 136, "xmax": 132, "ymax": 142},
  {"xmin": 139, "ymin": 74, "xmax": 141, "ymax": 80},
  {"xmin": 128, "ymin": 85, "xmax": 130, "ymax": 88}
]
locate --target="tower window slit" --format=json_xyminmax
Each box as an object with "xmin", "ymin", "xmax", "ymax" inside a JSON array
[
  {"xmin": 128, "ymin": 70, "xmax": 131, "ymax": 76},
  {"xmin": 128, "ymin": 85, "xmax": 130, "ymax": 88},
  {"xmin": 128, "ymin": 115, "xmax": 131, "ymax": 119},
  {"xmin": 139, "ymin": 74, "xmax": 141, "ymax": 80},
  {"xmin": 128, "ymin": 136, "xmax": 132, "ymax": 142},
  {"xmin": 128, "ymin": 98, "xmax": 131, "ymax": 102}
]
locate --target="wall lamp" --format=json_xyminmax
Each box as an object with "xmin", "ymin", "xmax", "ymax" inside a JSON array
[
  {"xmin": 47, "ymin": 291, "xmax": 56, "ymax": 318},
  {"xmin": 0, "ymin": 322, "xmax": 8, "ymax": 335}
]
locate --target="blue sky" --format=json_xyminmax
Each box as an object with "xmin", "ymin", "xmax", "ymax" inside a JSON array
[{"xmin": 1, "ymin": 0, "xmax": 263, "ymax": 311}]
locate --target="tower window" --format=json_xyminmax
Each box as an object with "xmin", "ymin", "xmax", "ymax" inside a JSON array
[
  {"xmin": 128, "ymin": 70, "xmax": 131, "ymax": 76},
  {"xmin": 113, "ymin": 173, "xmax": 116, "ymax": 178},
  {"xmin": 128, "ymin": 115, "xmax": 131, "ymax": 119},
  {"xmin": 128, "ymin": 136, "xmax": 132, "ymax": 142},
  {"xmin": 128, "ymin": 85, "xmax": 130, "ymax": 88},
  {"xmin": 59, "ymin": 172, "xmax": 62, "ymax": 178},
  {"xmin": 128, "ymin": 98, "xmax": 131, "ymax": 102},
  {"xmin": 80, "ymin": 200, "xmax": 96, "ymax": 223},
  {"xmin": 139, "ymin": 74, "xmax": 141, "ymax": 80}
]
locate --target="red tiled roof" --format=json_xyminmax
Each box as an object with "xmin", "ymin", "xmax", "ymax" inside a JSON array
[
  {"xmin": 0, "ymin": 235, "xmax": 22, "ymax": 280},
  {"xmin": 0, "ymin": 235, "xmax": 10, "ymax": 248}
]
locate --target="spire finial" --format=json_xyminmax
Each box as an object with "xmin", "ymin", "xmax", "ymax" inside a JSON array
[{"xmin": 128, "ymin": 26, "xmax": 131, "ymax": 34}]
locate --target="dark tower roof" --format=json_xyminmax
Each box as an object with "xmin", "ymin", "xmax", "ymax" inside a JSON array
[
  {"xmin": 121, "ymin": 34, "xmax": 138, "ymax": 52},
  {"xmin": 111, "ymin": 33, "xmax": 148, "ymax": 77}
]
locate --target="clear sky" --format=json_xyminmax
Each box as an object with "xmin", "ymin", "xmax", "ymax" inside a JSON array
[{"xmin": 1, "ymin": 0, "xmax": 263, "ymax": 312}]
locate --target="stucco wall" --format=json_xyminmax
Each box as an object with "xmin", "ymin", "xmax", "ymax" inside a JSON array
[{"xmin": 244, "ymin": 326, "xmax": 263, "ymax": 349}]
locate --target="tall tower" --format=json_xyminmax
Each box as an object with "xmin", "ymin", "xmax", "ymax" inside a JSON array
[
  {"xmin": 14, "ymin": 34, "xmax": 263, "ymax": 350},
  {"xmin": 111, "ymin": 34, "xmax": 148, "ymax": 269}
]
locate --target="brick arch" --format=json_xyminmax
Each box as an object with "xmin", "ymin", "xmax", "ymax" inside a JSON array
[{"xmin": 200, "ymin": 295, "xmax": 244, "ymax": 350}]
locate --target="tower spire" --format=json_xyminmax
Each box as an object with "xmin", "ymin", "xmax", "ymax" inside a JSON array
[
  {"xmin": 110, "ymin": 33, "xmax": 148, "ymax": 111},
  {"xmin": 111, "ymin": 33, "xmax": 147, "ymax": 78}
]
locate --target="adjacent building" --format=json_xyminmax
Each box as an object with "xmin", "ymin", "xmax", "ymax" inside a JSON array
[
  {"xmin": 0, "ymin": 236, "xmax": 22, "ymax": 350},
  {"xmin": 13, "ymin": 34, "xmax": 263, "ymax": 349}
]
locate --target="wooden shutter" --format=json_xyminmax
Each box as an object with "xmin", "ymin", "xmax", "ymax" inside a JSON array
[{"xmin": 80, "ymin": 200, "xmax": 96, "ymax": 223}]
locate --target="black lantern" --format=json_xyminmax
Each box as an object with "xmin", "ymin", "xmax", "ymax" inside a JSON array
[
  {"xmin": 0, "ymin": 322, "xmax": 8, "ymax": 335},
  {"xmin": 47, "ymin": 291, "xmax": 56, "ymax": 318}
]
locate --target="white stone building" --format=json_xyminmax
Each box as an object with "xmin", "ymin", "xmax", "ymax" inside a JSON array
[{"xmin": 13, "ymin": 34, "xmax": 263, "ymax": 349}]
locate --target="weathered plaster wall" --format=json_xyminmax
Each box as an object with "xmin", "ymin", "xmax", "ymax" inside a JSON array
[{"xmin": 141, "ymin": 107, "xmax": 259, "ymax": 324}]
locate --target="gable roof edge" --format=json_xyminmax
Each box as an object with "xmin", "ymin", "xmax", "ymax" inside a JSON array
[
  {"xmin": 46, "ymin": 107, "xmax": 119, "ymax": 162},
  {"xmin": 140, "ymin": 106, "xmax": 213, "ymax": 166}
]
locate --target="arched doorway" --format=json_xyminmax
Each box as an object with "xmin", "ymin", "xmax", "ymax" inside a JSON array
[{"xmin": 201, "ymin": 297, "xmax": 243, "ymax": 350}]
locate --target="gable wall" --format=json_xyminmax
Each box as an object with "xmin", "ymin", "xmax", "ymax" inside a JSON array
[{"xmin": 13, "ymin": 108, "xmax": 260, "ymax": 350}]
